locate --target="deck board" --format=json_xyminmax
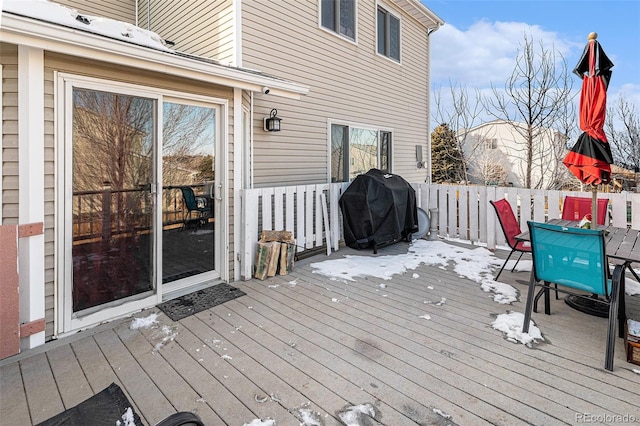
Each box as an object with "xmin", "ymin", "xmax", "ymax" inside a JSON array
[
  {"xmin": 223, "ymin": 291, "xmax": 489, "ymax": 425},
  {"xmin": 2, "ymin": 240, "xmax": 640, "ymax": 425},
  {"xmin": 136, "ymin": 320, "xmax": 268, "ymax": 424},
  {"xmin": 289, "ymin": 254, "xmax": 640, "ymax": 418},
  {"xmin": 165, "ymin": 318, "xmax": 302, "ymax": 424},
  {"xmin": 113, "ymin": 324, "xmax": 224, "ymax": 425},
  {"xmin": 70, "ymin": 337, "xmax": 123, "ymax": 395},
  {"xmin": 211, "ymin": 301, "xmax": 436, "ymax": 425},
  {"xmin": 192, "ymin": 310, "xmax": 347, "ymax": 425},
  {"xmin": 46, "ymin": 344, "xmax": 93, "ymax": 410},
  {"xmin": 93, "ymin": 329, "xmax": 174, "ymax": 425},
  {"xmin": 0, "ymin": 362, "xmax": 31, "ymax": 425},
  {"xmin": 20, "ymin": 353, "xmax": 64, "ymax": 424},
  {"xmin": 249, "ymin": 279, "xmax": 573, "ymax": 424},
  {"xmin": 247, "ymin": 274, "xmax": 548, "ymax": 424}
]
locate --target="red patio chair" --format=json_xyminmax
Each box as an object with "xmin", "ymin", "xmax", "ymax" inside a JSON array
[
  {"xmin": 561, "ymin": 196, "xmax": 609, "ymax": 225},
  {"xmin": 490, "ymin": 198, "xmax": 532, "ymax": 281}
]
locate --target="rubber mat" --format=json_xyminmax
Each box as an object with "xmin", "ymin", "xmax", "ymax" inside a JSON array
[
  {"xmin": 36, "ymin": 383, "xmax": 141, "ymax": 426},
  {"xmin": 157, "ymin": 283, "xmax": 246, "ymax": 321}
]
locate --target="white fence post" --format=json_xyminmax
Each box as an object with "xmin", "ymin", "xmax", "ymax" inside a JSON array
[{"xmin": 239, "ymin": 183, "xmax": 640, "ymax": 280}]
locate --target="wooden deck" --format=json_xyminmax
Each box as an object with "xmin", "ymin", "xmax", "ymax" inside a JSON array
[{"xmin": 2, "ymin": 240, "xmax": 640, "ymax": 425}]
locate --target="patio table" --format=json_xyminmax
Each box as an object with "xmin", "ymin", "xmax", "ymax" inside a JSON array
[{"xmin": 515, "ymin": 218, "xmax": 639, "ymax": 329}]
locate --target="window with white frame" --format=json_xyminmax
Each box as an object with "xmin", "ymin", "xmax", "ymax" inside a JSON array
[
  {"xmin": 377, "ymin": 5, "xmax": 400, "ymax": 61},
  {"xmin": 331, "ymin": 123, "xmax": 392, "ymax": 182},
  {"xmin": 320, "ymin": 0, "xmax": 356, "ymax": 41}
]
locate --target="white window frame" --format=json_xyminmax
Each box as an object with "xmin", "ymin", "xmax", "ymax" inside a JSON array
[
  {"xmin": 327, "ymin": 119, "xmax": 394, "ymax": 183},
  {"xmin": 319, "ymin": 0, "xmax": 358, "ymax": 44},
  {"xmin": 376, "ymin": 2, "xmax": 402, "ymax": 63}
]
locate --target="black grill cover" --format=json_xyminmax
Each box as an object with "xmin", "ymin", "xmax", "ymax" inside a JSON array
[{"xmin": 339, "ymin": 169, "xmax": 418, "ymax": 251}]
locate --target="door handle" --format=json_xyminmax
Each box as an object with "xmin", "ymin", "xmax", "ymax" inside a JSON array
[{"xmin": 216, "ymin": 182, "xmax": 223, "ymax": 201}]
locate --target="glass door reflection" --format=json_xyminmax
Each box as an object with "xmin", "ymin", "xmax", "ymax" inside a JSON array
[
  {"xmin": 161, "ymin": 101, "xmax": 216, "ymax": 285},
  {"xmin": 71, "ymin": 88, "xmax": 154, "ymax": 313}
]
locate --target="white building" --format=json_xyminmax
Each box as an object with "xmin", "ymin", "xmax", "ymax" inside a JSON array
[{"xmin": 460, "ymin": 119, "xmax": 567, "ymax": 189}]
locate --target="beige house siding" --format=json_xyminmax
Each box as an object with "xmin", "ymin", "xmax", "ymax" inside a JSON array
[
  {"xmin": 44, "ymin": 64, "xmax": 56, "ymax": 338},
  {"xmin": 53, "ymin": 0, "xmax": 136, "ymax": 23},
  {"xmin": 242, "ymin": 0, "xmax": 433, "ymax": 187},
  {"xmin": 1, "ymin": 43, "xmax": 19, "ymax": 222},
  {"xmin": 140, "ymin": 0, "xmax": 236, "ymax": 65}
]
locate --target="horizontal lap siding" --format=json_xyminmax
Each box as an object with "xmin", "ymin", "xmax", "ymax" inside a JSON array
[
  {"xmin": 44, "ymin": 65, "xmax": 56, "ymax": 337},
  {"xmin": 142, "ymin": 0, "xmax": 236, "ymax": 65},
  {"xmin": 242, "ymin": 1, "xmax": 432, "ymax": 187},
  {"xmin": 1, "ymin": 44, "xmax": 18, "ymax": 222},
  {"xmin": 54, "ymin": 0, "xmax": 136, "ymax": 23}
]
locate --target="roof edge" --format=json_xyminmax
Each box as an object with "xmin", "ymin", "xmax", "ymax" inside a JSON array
[
  {"xmin": 0, "ymin": 12, "xmax": 309, "ymax": 98},
  {"xmin": 393, "ymin": 0, "xmax": 445, "ymax": 30}
]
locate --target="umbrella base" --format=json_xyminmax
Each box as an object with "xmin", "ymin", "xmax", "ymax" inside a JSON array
[{"xmin": 564, "ymin": 294, "xmax": 609, "ymax": 318}]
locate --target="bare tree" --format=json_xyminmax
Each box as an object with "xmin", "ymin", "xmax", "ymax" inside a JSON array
[
  {"xmin": 484, "ymin": 34, "xmax": 575, "ymax": 189},
  {"xmin": 472, "ymin": 151, "xmax": 510, "ymax": 185},
  {"xmin": 606, "ymin": 95, "xmax": 640, "ymax": 172},
  {"xmin": 432, "ymin": 82, "xmax": 485, "ymax": 183}
]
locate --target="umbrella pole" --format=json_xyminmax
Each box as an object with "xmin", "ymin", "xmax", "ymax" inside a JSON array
[{"xmin": 592, "ymin": 186, "xmax": 598, "ymax": 227}]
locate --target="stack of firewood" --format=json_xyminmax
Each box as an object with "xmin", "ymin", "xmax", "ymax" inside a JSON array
[{"xmin": 254, "ymin": 230, "xmax": 296, "ymax": 280}]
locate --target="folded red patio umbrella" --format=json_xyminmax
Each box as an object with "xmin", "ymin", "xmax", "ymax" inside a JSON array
[
  {"xmin": 563, "ymin": 32, "xmax": 614, "ymax": 186},
  {"xmin": 562, "ymin": 33, "xmax": 614, "ymax": 316}
]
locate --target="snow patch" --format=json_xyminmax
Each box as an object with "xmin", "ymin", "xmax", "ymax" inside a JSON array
[{"xmin": 492, "ymin": 311, "xmax": 544, "ymax": 346}]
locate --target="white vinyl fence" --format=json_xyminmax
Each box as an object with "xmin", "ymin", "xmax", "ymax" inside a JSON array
[{"xmin": 239, "ymin": 183, "xmax": 640, "ymax": 280}]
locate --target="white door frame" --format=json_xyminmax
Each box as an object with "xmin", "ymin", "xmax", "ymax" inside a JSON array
[{"xmin": 55, "ymin": 72, "xmax": 228, "ymax": 336}]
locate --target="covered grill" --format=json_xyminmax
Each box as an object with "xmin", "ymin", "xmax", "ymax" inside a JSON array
[{"xmin": 339, "ymin": 169, "xmax": 418, "ymax": 253}]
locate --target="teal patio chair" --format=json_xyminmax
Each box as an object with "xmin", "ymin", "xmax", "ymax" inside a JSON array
[
  {"xmin": 179, "ymin": 186, "xmax": 210, "ymax": 229},
  {"xmin": 522, "ymin": 221, "xmax": 625, "ymax": 371}
]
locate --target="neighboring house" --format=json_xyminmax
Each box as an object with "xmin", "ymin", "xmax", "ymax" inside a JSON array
[
  {"xmin": 459, "ymin": 119, "xmax": 567, "ymax": 189},
  {"xmin": 0, "ymin": 0, "xmax": 443, "ymax": 356}
]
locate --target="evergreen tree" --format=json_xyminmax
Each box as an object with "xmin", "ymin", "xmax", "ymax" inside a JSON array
[{"xmin": 431, "ymin": 123, "xmax": 464, "ymax": 183}]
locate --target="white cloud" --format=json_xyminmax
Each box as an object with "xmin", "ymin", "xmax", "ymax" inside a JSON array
[{"xmin": 431, "ymin": 21, "xmax": 575, "ymax": 89}]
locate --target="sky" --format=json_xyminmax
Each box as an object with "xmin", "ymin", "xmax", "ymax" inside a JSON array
[{"xmin": 425, "ymin": 0, "xmax": 640, "ymax": 121}]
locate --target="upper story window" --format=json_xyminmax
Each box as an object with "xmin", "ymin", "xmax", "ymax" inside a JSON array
[
  {"xmin": 331, "ymin": 123, "xmax": 392, "ymax": 182},
  {"xmin": 484, "ymin": 138, "xmax": 498, "ymax": 150},
  {"xmin": 321, "ymin": 0, "xmax": 356, "ymax": 41},
  {"xmin": 377, "ymin": 6, "xmax": 400, "ymax": 61}
]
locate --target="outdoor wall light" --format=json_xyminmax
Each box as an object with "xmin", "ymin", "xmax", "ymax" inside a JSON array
[{"xmin": 264, "ymin": 109, "xmax": 282, "ymax": 132}]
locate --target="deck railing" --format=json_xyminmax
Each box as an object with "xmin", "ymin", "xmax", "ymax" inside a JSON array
[
  {"xmin": 72, "ymin": 185, "xmax": 204, "ymax": 243},
  {"xmin": 240, "ymin": 182, "xmax": 640, "ymax": 280}
]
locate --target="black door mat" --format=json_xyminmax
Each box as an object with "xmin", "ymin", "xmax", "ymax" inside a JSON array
[
  {"xmin": 157, "ymin": 283, "xmax": 246, "ymax": 321},
  {"xmin": 36, "ymin": 383, "xmax": 142, "ymax": 426}
]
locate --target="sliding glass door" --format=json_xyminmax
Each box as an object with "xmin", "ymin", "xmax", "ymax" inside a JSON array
[
  {"xmin": 59, "ymin": 75, "xmax": 224, "ymax": 332},
  {"xmin": 71, "ymin": 88, "xmax": 155, "ymax": 313}
]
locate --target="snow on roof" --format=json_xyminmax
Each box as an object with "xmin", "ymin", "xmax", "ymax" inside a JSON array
[{"xmin": 2, "ymin": 0, "xmax": 173, "ymax": 52}]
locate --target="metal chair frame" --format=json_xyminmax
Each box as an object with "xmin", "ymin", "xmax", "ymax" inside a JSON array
[
  {"xmin": 522, "ymin": 221, "xmax": 625, "ymax": 371},
  {"xmin": 179, "ymin": 186, "xmax": 209, "ymax": 229},
  {"xmin": 490, "ymin": 199, "xmax": 532, "ymax": 280}
]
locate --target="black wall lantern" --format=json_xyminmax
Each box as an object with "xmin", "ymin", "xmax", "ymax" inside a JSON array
[{"xmin": 264, "ymin": 108, "xmax": 282, "ymax": 132}]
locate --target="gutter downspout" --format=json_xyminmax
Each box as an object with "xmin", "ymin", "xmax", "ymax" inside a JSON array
[{"xmin": 425, "ymin": 24, "xmax": 441, "ymax": 184}]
